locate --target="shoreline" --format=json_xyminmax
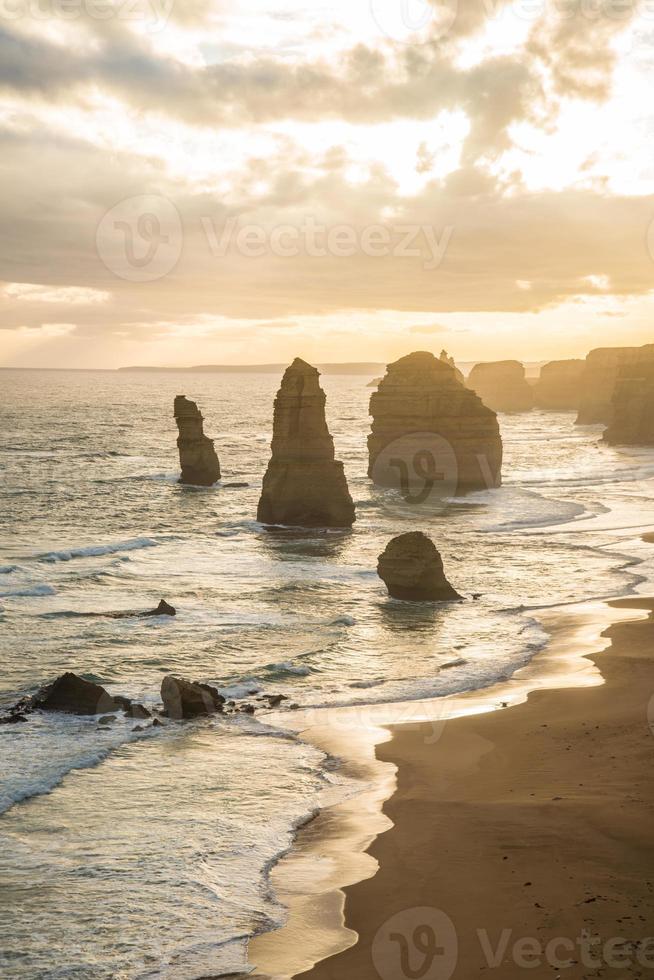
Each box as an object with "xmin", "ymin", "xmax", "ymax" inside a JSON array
[{"xmin": 244, "ymin": 594, "xmax": 654, "ymax": 980}]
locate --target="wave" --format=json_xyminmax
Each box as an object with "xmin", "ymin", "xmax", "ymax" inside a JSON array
[
  {"xmin": 265, "ymin": 661, "xmax": 312, "ymax": 678},
  {"xmin": 0, "ymin": 584, "xmax": 55, "ymax": 598},
  {"xmin": 0, "ymin": 565, "xmax": 19, "ymax": 575},
  {"xmin": 33, "ymin": 537, "xmax": 163, "ymax": 564}
]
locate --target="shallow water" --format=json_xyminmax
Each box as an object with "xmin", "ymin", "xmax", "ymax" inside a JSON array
[{"xmin": 2, "ymin": 368, "xmax": 654, "ymax": 978}]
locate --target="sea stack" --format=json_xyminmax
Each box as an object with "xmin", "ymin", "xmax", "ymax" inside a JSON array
[
  {"xmin": 467, "ymin": 360, "xmax": 534, "ymax": 413},
  {"xmin": 257, "ymin": 358, "xmax": 355, "ymax": 527},
  {"xmin": 604, "ymin": 361, "xmax": 654, "ymax": 445},
  {"xmin": 368, "ymin": 351, "xmax": 502, "ymax": 494},
  {"xmin": 576, "ymin": 346, "xmax": 654, "ymax": 425},
  {"xmin": 174, "ymin": 395, "xmax": 221, "ymax": 486},
  {"xmin": 532, "ymin": 359, "xmax": 584, "ymax": 410},
  {"xmin": 377, "ymin": 532, "xmax": 462, "ymax": 601}
]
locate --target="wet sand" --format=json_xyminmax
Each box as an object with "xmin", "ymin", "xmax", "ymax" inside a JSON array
[{"xmin": 246, "ymin": 596, "xmax": 654, "ymax": 980}]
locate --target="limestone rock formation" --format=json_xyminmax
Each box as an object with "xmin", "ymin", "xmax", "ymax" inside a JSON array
[
  {"xmin": 161, "ymin": 675, "xmax": 226, "ymax": 719},
  {"xmin": 32, "ymin": 672, "xmax": 120, "ymax": 715},
  {"xmin": 174, "ymin": 395, "xmax": 221, "ymax": 486},
  {"xmin": 532, "ymin": 359, "xmax": 584, "ymax": 410},
  {"xmin": 467, "ymin": 360, "xmax": 534, "ymax": 413},
  {"xmin": 604, "ymin": 361, "xmax": 654, "ymax": 445},
  {"xmin": 257, "ymin": 358, "xmax": 355, "ymax": 527},
  {"xmin": 576, "ymin": 346, "xmax": 654, "ymax": 424},
  {"xmin": 440, "ymin": 349, "xmax": 465, "ymax": 384},
  {"xmin": 368, "ymin": 351, "xmax": 502, "ymax": 494},
  {"xmin": 377, "ymin": 532, "xmax": 462, "ymax": 601}
]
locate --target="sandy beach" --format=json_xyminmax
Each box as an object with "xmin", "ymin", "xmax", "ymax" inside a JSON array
[{"xmin": 246, "ymin": 595, "xmax": 654, "ymax": 980}]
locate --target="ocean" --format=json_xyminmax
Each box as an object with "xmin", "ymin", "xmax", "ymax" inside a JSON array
[{"xmin": 2, "ymin": 368, "xmax": 654, "ymax": 979}]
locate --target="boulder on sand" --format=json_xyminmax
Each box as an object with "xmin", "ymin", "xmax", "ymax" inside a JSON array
[
  {"xmin": 161, "ymin": 675, "xmax": 226, "ymax": 719},
  {"xmin": 32, "ymin": 672, "xmax": 120, "ymax": 715},
  {"xmin": 467, "ymin": 360, "xmax": 534, "ymax": 413},
  {"xmin": 257, "ymin": 358, "xmax": 355, "ymax": 528},
  {"xmin": 174, "ymin": 395, "xmax": 221, "ymax": 486},
  {"xmin": 377, "ymin": 531, "xmax": 462, "ymax": 601}
]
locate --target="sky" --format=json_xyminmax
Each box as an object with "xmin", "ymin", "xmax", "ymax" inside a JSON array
[{"xmin": 1, "ymin": 0, "xmax": 654, "ymax": 369}]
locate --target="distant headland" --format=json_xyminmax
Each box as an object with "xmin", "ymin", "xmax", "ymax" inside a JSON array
[{"xmin": 118, "ymin": 362, "xmax": 387, "ymax": 375}]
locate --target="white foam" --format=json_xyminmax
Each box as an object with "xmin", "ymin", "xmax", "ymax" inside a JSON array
[
  {"xmin": 0, "ymin": 584, "xmax": 55, "ymax": 598},
  {"xmin": 34, "ymin": 537, "xmax": 162, "ymax": 563}
]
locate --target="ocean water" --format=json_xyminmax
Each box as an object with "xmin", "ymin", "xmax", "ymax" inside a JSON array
[{"xmin": 2, "ymin": 368, "xmax": 654, "ymax": 979}]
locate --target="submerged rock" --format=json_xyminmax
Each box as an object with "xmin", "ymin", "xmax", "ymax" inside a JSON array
[
  {"xmin": 368, "ymin": 351, "xmax": 502, "ymax": 494},
  {"xmin": 532, "ymin": 359, "xmax": 585, "ymax": 410},
  {"xmin": 377, "ymin": 531, "xmax": 462, "ymax": 602},
  {"xmin": 96, "ymin": 599, "xmax": 176, "ymax": 619},
  {"xmin": 604, "ymin": 360, "xmax": 654, "ymax": 445},
  {"xmin": 467, "ymin": 360, "xmax": 534, "ymax": 413},
  {"xmin": 576, "ymin": 346, "xmax": 654, "ymax": 424},
  {"xmin": 32, "ymin": 672, "xmax": 120, "ymax": 715},
  {"xmin": 161, "ymin": 675, "xmax": 226, "ymax": 719},
  {"xmin": 257, "ymin": 358, "xmax": 355, "ymax": 528},
  {"xmin": 174, "ymin": 395, "xmax": 221, "ymax": 486}
]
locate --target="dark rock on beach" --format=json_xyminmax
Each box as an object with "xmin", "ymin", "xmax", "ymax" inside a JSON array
[
  {"xmin": 378, "ymin": 531, "xmax": 462, "ymax": 602},
  {"xmin": 125, "ymin": 703, "xmax": 151, "ymax": 720},
  {"xmin": 161, "ymin": 675, "xmax": 226, "ymax": 719},
  {"xmin": 32, "ymin": 672, "xmax": 121, "ymax": 715}
]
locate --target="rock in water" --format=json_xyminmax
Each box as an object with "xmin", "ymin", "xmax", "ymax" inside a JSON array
[
  {"xmin": 532, "ymin": 359, "xmax": 584, "ymax": 410},
  {"xmin": 257, "ymin": 358, "xmax": 355, "ymax": 527},
  {"xmin": 161, "ymin": 675, "xmax": 226, "ymax": 719},
  {"xmin": 368, "ymin": 351, "xmax": 502, "ymax": 494},
  {"xmin": 377, "ymin": 532, "xmax": 462, "ymax": 601},
  {"xmin": 467, "ymin": 360, "xmax": 534, "ymax": 413},
  {"xmin": 145, "ymin": 600, "xmax": 176, "ymax": 617},
  {"xmin": 604, "ymin": 361, "xmax": 654, "ymax": 445},
  {"xmin": 174, "ymin": 395, "xmax": 221, "ymax": 486},
  {"xmin": 33, "ymin": 672, "xmax": 120, "ymax": 715},
  {"xmin": 576, "ymin": 346, "xmax": 654, "ymax": 424}
]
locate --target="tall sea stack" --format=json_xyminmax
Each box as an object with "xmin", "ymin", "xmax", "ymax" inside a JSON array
[
  {"xmin": 532, "ymin": 359, "xmax": 584, "ymax": 410},
  {"xmin": 604, "ymin": 361, "xmax": 654, "ymax": 445},
  {"xmin": 576, "ymin": 346, "xmax": 654, "ymax": 425},
  {"xmin": 257, "ymin": 358, "xmax": 355, "ymax": 527},
  {"xmin": 368, "ymin": 351, "xmax": 502, "ymax": 494},
  {"xmin": 467, "ymin": 360, "xmax": 534, "ymax": 413},
  {"xmin": 174, "ymin": 396, "xmax": 221, "ymax": 486}
]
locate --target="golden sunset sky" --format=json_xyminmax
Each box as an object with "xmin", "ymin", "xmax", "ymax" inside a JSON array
[{"xmin": 1, "ymin": 0, "xmax": 654, "ymax": 368}]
